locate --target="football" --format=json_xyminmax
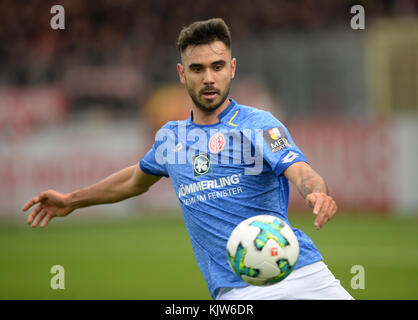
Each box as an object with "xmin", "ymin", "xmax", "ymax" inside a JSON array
[{"xmin": 226, "ymin": 215, "xmax": 299, "ymax": 286}]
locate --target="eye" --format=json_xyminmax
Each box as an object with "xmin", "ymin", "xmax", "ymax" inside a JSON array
[
  {"xmin": 191, "ymin": 66, "xmax": 202, "ymax": 73},
  {"xmin": 214, "ymin": 64, "xmax": 223, "ymax": 71}
]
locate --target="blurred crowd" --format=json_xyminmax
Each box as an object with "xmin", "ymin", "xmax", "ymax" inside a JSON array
[{"xmin": 0, "ymin": 0, "xmax": 416, "ymax": 116}]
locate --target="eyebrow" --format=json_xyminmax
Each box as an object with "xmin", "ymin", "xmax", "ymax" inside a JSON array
[{"xmin": 188, "ymin": 60, "xmax": 227, "ymax": 69}]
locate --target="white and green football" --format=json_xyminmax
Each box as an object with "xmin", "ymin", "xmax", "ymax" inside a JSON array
[{"xmin": 227, "ymin": 215, "xmax": 299, "ymax": 286}]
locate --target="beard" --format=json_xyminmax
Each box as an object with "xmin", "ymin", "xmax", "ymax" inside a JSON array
[{"xmin": 186, "ymin": 81, "xmax": 231, "ymax": 114}]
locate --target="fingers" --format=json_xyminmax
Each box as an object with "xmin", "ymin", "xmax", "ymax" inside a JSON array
[
  {"xmin": 27, "ymin": 204, "xmax": 55, "ymax": 228},
  {"xmin": 312, "ymin": 195, "xmax": 324, "ymax": 216},
  {"xmin": 29, "ymin": 208, "xmax": 55, "ymax": 228},
  {"xmin": 27, "ymin": 205, "xmax": 42, "ymax": 225},
  {"xmin": 22, "ymin": 191, "xmax": 50, "ymax": 212},
  {"xmin": 22, "ymin": 190, "xmax": 61, "ymax": 228},
  {"xmin": 40, "ymin": 214, "xmax": 53, "ymax": 228},
  {"xmin": 22, "ymin": 196, "xmax": 40, "ymax": 212},
  {"xmin": 314, "ymin": 199, "xmax": 331, "ymax": 230},
  {"xmin": 31, "ymin": 208, "xmax": 48, "ymax": 228},
  {"xmin": 308, "ymin": 193, "xmax": 338, "ymax": 230}
]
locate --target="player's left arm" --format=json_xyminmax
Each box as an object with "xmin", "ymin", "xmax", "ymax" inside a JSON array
[{"xmin": 283, "ymin": 161, "xmax": 337, "ymax": 230}]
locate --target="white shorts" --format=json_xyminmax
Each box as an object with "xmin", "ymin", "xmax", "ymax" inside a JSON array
[{"xmin": 216, "ymin": 261, "xmax": 353, "ymax": 300}]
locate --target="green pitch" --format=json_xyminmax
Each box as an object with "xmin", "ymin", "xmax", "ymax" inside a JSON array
[{"xmin": 0, "ymin": 212, "xmax": 417, "ymax": 299}]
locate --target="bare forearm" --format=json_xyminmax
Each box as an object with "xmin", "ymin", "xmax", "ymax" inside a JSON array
[
  {"xmin": 285, "ymin": 162, "xmax": 329, "ymax": 200},
  {"xmin": 298, "ymin": 171, "xmax": 329, "ymax": 199},
  {"xmin": 22, "ymin": 165, "xmax": 160, "ymax": 228},
  {"xmin": 284, "ymin": 162, "xmax": 336, "ymax": 230},
  {"xmin": 65, "ymin": 165, "xmax": 145, "ymax": 210}
]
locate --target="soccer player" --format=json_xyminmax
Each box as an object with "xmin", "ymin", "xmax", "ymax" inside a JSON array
[{"xmin": 22, "ymin": 18, "xmax": 353, "ymax": 300}]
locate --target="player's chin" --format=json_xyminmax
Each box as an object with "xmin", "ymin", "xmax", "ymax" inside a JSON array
[{"xmin": 199, "ymin": 97, "xmax": 222, "ymax": 111}]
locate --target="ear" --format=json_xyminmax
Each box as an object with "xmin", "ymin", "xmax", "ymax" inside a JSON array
[
  {"xmin": 177, "ymin": 63, "xmax": 186, "ymax": 84},
  {"xmin": 230, "ymin": 58, "xmax": 237, "ymax": 79}
]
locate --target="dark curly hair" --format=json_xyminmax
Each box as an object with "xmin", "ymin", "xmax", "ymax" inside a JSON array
[{"xmin": 176, "ymin": 18, "xmax": 231, "ymax": 53}]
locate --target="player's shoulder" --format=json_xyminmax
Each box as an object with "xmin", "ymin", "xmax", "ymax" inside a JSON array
[
  {"xmin": 151, "ymin": 120, "xmax": 187, "ymax": 143},
  {"xmin": 156, "ymin": 120, "xmax": 187, "ymax": 134},
  {"xmin": 233, "ymin": 102, "xmax": 284, "ymax": 129}
]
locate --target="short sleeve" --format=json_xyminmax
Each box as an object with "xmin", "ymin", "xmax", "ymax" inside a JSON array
[
  {"xmin": 139, "ymin": 128, "xmax": 172, "ymax": 178},
  {"xmin": 252, "ymin": 111, "xmax": 308, "ymax": 177}
]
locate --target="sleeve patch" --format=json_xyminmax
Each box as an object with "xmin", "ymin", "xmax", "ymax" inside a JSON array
[{"xmin": 263, "ymin": 127, "xmax": 291, "ymax": 153}]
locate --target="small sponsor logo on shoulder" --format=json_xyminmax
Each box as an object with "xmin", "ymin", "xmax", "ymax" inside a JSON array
[{"xmin": 263, "ymin": 127, "xmax": 291, "ymax": 153}]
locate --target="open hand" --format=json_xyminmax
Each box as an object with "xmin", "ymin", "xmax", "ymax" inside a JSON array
[{"xmin": 22, "ymin": 190, "xmax": 73, "ymax": 228}]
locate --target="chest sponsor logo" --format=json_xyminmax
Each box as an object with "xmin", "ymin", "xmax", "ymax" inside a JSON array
[
  {"xmin": 263, "ymin": 127, "xmax": 291, "ymax": 153},
  {"xmin": 209, "ymin": 132, "xmax": 226, "ymax": 153},
  {"xmin": 178, "ymin": 173, "xmax": 243, "ymax": 206},
  {"xmin": 193, "ymin": 153, "xmax": 212, "ymax": 177}
]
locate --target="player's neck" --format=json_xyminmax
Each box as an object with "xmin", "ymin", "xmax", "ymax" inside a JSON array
[{"xmin": 192, "ymin": 98, "xmax": 230, "ymax": 125}]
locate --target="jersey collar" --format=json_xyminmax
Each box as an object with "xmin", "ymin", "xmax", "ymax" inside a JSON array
[{"xmin": 189, "ymin": 98, "xmax": 237, "ymax": 126}]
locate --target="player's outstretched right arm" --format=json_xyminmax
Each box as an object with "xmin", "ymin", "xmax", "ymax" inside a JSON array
[{"xmin": 21, "ymin": 165, "xmax": 161, "ymax": 228}]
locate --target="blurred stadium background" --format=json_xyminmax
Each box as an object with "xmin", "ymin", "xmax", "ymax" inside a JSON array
[{"xmin": 0, "ymin": 0, "xmax": 417, "ymax": 299}]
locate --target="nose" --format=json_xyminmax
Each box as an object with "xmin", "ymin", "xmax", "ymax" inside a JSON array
[{"xmin": 203, "ymin": 68, "xmax": 215, "ymax": 85}]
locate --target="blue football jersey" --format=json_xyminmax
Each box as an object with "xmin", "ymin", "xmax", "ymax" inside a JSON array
[{"xmin": 140, "ymin": 99, "xmax": 322, "ymax": 298}]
